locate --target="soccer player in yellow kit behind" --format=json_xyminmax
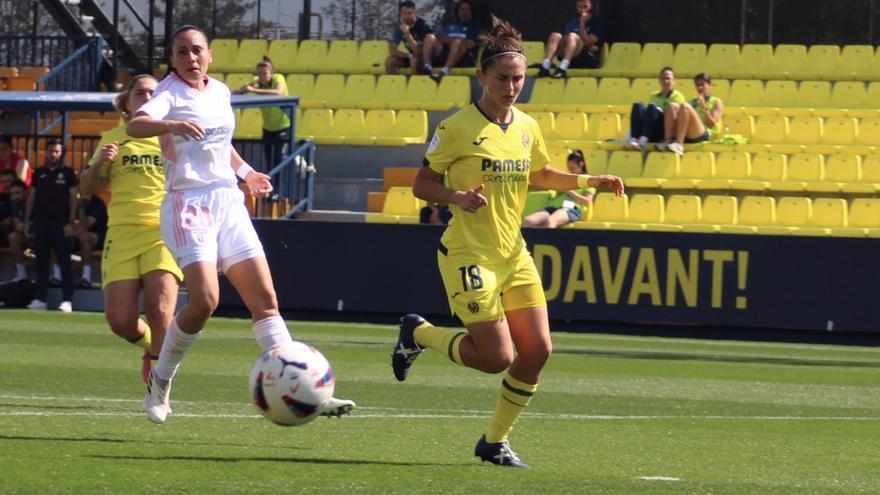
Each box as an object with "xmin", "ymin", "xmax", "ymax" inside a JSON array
[
  {"xmin": 79, "ymin": 74, "xmax": 183, "ymax": 382},
  {"xmin": 392, "ymin": 16, "xmax": 625, "ymax": 468}
]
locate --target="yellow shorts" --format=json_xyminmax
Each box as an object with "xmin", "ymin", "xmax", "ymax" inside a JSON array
[
  {"xmin": 437, "ymin": 246, "xmax": 546, "ymax": 325},
  {"xmin": 101, "ymin": 225, "xmax": 184, "ymax": 287}
]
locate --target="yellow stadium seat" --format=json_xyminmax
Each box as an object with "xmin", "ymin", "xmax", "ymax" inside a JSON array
[
  {"xmin": 861, "ymin": 155, "xmax": 880, "ymax": 190},
  {"xmin": 698, "ymin": 151, "xmax": 751, "ymax": 190},
  {"xmin": 745, "ymin": 116, "xmax": 790, "ymax": 152},
  {"xmin": 788, "ymin": 117, "xmax": 823, "ymax": 146},
  {"xmin": 574, "ymin": 193, "xmax": 628, "ymax": 229},
  {"xmin": 836, "ymin": 198, "xmax": 880, "ymax": 237},
  {"xmin": 632, "ymin": 43, "xmax": 674, "ymax": 78},
  {"xmin": 838, "ymin": 45, "xmax": 875, "ymax": 80},
  {"xmin": 585, "ymin": 149, "xmax": 608, "ymax": 175},
  {"xmin": 551, "ymin": 112, "xmax": 589, "ymax": 145},
  {"xmin": 628, "ymin": 78, "xmax": 657, "ymax": 103},
  {"xmin": 327, "ymin": 74, "xmax": 376, "ymax": 109},
  {"xmin": 323, "ymin": 108, "xmax": 364, "ymax": 145},
  {"xmin": 581, "ymin": 77, "xmax": 631, "ymax": 113},
  {"xmin": 592, "ymin": 42, "xmax": 641, "ymax": 77},
  {"xmin": 306, "ymin": 74, "xmax": 345, "ymax": 109},
  {"xmin": 857, "ymin": 117, "xmax": 880, "ymax": 147},
  {"xmin": 286, "ymin": 73, "xmax": 315, "ymax": 100},
  {"xmin": 822, "ymin": 117, "xmax": 858, "ymax": 147},
  {"xmin": 585, "ymin": 113, "xmax": 621, "ymax": 142},
  {"xmin": 615, "ymin": 194, "xmax": 667, "ymax": 230},
  {"xmin": 796, "ymin": 197, "xmax": 847, "ymax": 236},
  {"xmin": 606, "ymin": 151, "xmax": 643, "ymax": 181},
  {"xmin": 298, "ymin": 108, "xmax": 334, "ymax": 141},
  {"xmin": 386, "ymin": 109, "xmax": 428, "ymax": 145},
  {"xmin": 224, "ymin": 73, "xmax": 253, "ymax": 93},
  {"xmin": 398, "ymin": 76, "xmax": 439, "ymax": 110},
  {"xmin": 530, "ymin": 111, "xmax": 555, "ymax": 138},
  {"xmin": 797, "ymin": 45, "xmax": 840, "ymax": 81},
  {"xmin": 561, "ymin": 77, "xmax": 598, "ymax": 112},
  {"xmin": 547, "ymin": 148, "xmax": 570, "ymax": 169},
  {"xmin": 793, "ymin": 81, "xmax": 833, "ymax": 116},
  {"xmin": 730, "ymin": 44, "xmax": 774, "ymax": 79},
  {"xmin": 627, "ymin": 152, "xmax": 679, "ymax": 188},
  {"xmin": 671, "ymin": 43, "xmax": 707, "ymax": 78},
  {"xmin": 267, "ymin": 39, "xmax": 298, "ymax": 73},
  {"xmin": 826, "ymin": 154, "xmax": 863, "ymax": 193},
  {"xmin": 324, "ymin": 40, "xmax": 360, "ymax": 73},
  {"xmin": 231, "ymin": 39, "xmax": 268, "ymax": 73},
  {"xmin": 354, "ymin": 40, "xmax": 391, "ymax": 74},
  {"xmin": 764, "ymin": 196, "xmax": 812, "ymax": 235},
  {"xmin": 368, "ymin": 75, "xmax": 407, "ymax": 110},
  {"xmin": 760, "ymin": 80, "xmax": 797, "ymax": 114},
  {"xmin": 523, "ymin": 41, "xmax": 545, "ymax": 75},
  {"xmin": 519, "ymin": 78, "xmax": 565, "ymax": 112},
  {"xmin": 436, "ymin": 75, "xmax": 470, "ymax": 109},
  {"xmin": 664, "ymin": 194, "xmax": 701, "ymax": 231},
  {"xmin": 829, "ymin": 81, "xmax": 867, "ymax": 113},
  {"xmin": 776, "ymin": 153, "xmax": 824, "ymax": 192},
  {"xmin": 695, "ymin": 195, "xmax": 737, "ymax": 232},
  {"xmin": 290, "ymin": 40, "xmax": 328, "ymax": 73},
  {"xmin": 769, "ymin": 44, "xmax": 808, "ymax": 80},
  {"xmin": 209, "ymin": 39, "xmax": 238, "ymax": 73},
  {"xmin": 727, "ymin": 79, "xmax": 765, "ymax": 112},
  {"xmin": 348, "ymin": 109, "xmax": 395, "ymax": 146},
  {"xmin": 740, "ymin": 152, "xmax": 787, "ymax": 191},
  {"xmin": 724, "ymin": 114, "xmax": 754, "ymax": 138},
  {"xmin": 233, "ymin": 108, "xmax": 262, "ymax": 139},
  {"xmin": 661, "ymin": 151, "xmax": 715, "ymax": 189},
  {"xmin": 722, "ymin": 196, "xmax": 775, "ymax": 234},
  {"xmin": 704, "ymin": 44, "xmax": 740, "ymax": 78},
  {"xmin": 382, "ymin": 167, "xmax": 419, "ymax": 191},
  {"xmin": 365, "ymin": 186, "xmax": 421, "ymax": 224}
]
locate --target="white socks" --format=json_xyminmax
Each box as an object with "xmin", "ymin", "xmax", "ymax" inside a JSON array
[
  {"xmin": 541, "ymin": 59, "xmax": 552, "ymax": 69},
  {"xmin": 253, "ymin": 315, "xmax": 293, "ymax": 352},
  {"xmin": 15, "ymin": 263, "xmax": 26, "ymax": 280},
  {"xmin": 83, "ymin": 266, "xmax": 92, "ymax": 281},
  {"xmin": 559, "ymin": 59, "xmax": 571, "ymax": 71},
  {"xmin": 638, "ymin": 136, "xmax": 649, "ymax": 147},
  {"xmin": 154, "ymin": 318, "xmax": 200, "ymax": 381}
]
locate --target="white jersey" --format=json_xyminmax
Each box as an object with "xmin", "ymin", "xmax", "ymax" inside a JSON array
[{"xmin": 139, "ymin": 72, "xmax": 237, "ymax": 192}]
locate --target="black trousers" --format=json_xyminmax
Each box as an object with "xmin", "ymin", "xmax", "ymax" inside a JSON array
[{"xmin": 33, "ymin": 222, "xmax": 74, "ymax": 301}]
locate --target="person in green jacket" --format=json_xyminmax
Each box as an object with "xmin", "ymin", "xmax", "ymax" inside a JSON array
[
  {"xmin": 235, "ymin": 56, "xmax": 291, "ymax": 170},
  {"xmin": 660, "ymin": 72, "xmax": 724, "ymax": 155},
  {"xmin": 624, "ymin": 66, "xmax": 685, "ymax": 152}
]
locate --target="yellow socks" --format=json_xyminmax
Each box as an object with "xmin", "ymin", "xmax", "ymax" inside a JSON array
[
  {"xmin": 413, "ymin": 323, "xmax": 467, "ymax": 366},
  {"xmin": 129, "ymin": 321, "xmax": 152, "ymax": 350},
  {"xmin": 485, "ymin": 372, "xmax": 538, "ymax": 443}
]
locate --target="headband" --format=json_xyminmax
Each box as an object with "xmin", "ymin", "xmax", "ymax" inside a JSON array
[{"xmin": 480, "ymin": 51, "xmax": 526, "ymax": 66}]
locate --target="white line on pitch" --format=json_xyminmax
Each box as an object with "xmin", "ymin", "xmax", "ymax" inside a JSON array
[{"xmin": 637, "ymin": 476, "xmax": 680, "ymax": 482}]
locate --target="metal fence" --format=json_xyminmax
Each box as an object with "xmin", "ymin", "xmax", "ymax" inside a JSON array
[
  {"xmin": 39, "ymin": 37, "xmax": 105, "ymax": 92},
  {"xmin": 0, "ymin": 35, "xmax": 96, "ymax": 68}
]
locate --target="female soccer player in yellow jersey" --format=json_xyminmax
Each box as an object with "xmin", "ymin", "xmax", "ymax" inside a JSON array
[
  {"xmin": 392, "ymin": 16, "xmax": 625, "ymax": 468},
  {"xmin": 79, "ymin": 75, "xmax": 183, "ymax": 383}
]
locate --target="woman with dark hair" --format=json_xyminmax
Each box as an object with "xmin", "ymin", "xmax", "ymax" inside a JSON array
[
  {"xmin": 79, "ymin": 74, "xmax": 183, "ymax": 383},
  {"xmin": 128, "ymin": 25, "xmax": 354, "ymax": 424},
  {"xmin": 393, "ymin": 16, "xmax": 624, "ymax": 467},
  {"xmin": 522, "ymin": 149, "xmax": 595, "ymax": 228},
  {"xmin": 234, "ymin": 56, "xmax": 291, "ymax": 170}
]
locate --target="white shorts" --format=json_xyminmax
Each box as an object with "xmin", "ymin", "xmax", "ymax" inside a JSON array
[{"xmin": 161, "ymin": 186, "xmax": 265, "ymax": 273}]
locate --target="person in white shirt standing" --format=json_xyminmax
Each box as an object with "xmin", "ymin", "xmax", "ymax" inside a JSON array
[{"xmin": 128, "ymin": 25, "xmax": 354, "ymax": 424}]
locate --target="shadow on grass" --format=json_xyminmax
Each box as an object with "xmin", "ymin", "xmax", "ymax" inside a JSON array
[
  {"xmin": 554, "ymin": 348, "xmax": 880, "ymax": 368},
  {"xmin": 0, "ymin": 402, "xmax": 98, "ymax": 411},
  {"xmin": 0, "ymin": 434, "xmax": 126, "ymax": 443},
  {"xmin": 87, "ymin": 454, "xmax": 464, "ymax": 467}
]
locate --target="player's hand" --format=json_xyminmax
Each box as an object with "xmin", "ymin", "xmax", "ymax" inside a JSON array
[
  {"xmin": 453, "ymin": 184, "xmax": 488, "ymax": 213},
  {"xmin": 589, "ymin": 175, "xmax": 625, "ymax": 197},
  {"xmin": 169, "ymin": 120, "xmax": 204, "ymax": 140},
  {"xmin": 98, "ymin": 142, "xmax": 118, "ymax": 163},
  {"xmin": 245, "ymin": 171, "xmax": 273, "ymax": 198}
]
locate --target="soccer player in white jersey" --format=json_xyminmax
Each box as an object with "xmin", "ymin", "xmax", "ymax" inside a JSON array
[{"xmin": 128, "ymin": 25, "xmax": 354, "ymax": 424}]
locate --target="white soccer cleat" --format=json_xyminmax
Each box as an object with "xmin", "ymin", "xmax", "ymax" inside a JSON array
[
  {"xmin": 144, "ymin": 370, "xmax": 173, "ymax": 424},
  {"xmin": 667, "ymin": 142, "xmax": 685, "ymax": 156},
  {"xmin": 27, "ymin": 299, "xmax": 47, "ymax": 310},
  {"xmin": 319, "ymin": 396, "xmax": 356, "ymax": 418},
  {"xmin": 58, "ymin": 301, "xmax": 72, "ymax": 313}
]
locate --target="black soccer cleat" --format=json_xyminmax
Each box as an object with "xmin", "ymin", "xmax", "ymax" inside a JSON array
[
  {"xmin": 536, "ymin": 67, "xmax": 552, "ymax": 78},
  {"xmin": 391, "ymin": 314, "xmax": 426, "ymax": 382},
  {"xmin": 474, "ymin": 435, "xmax": 530, "ymax": 468},
  {"xmin": 551, "ymin": 68, "xmax": 569, "ymax": 79}
]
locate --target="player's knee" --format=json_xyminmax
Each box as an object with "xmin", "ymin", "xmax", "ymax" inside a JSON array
[
  {"xmin": 548, "ymin": 32, "xmax": 562, "ymax": 42},
  {"xmin": 105, "ymin": 309, "xmax": 138, "ymax": 338},
  {"xmin": 188, "ymin": 290, "xmax": 219, "ymax": 319},
  {"xmin": 522, "ymin": 341, "xmax": 552, "ymax": 368},
  {"xmin": 480, "ymin": 350, "xmax": 514, "ymax": 374}
]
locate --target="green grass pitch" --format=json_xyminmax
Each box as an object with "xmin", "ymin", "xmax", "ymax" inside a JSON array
[{"xmin": 1, "ymin": 310, "xmax": 879, "ymax": 494}]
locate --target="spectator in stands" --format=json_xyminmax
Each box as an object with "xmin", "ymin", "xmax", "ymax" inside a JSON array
[
  {"xmin": 522, "ymin": 150, "xmax": 595, "ymax": 228},
  {"xmin": 659, "ymin": 73, "xmax": 725, "ymax": 155},
  {"xmin": 535, "ymin": 0, "xmax": 606, "ymax": 79},
  {"xmin": 24, "ymin": 138, "xmax": 77, "ymax": 312},
  {"xmin": 422, "ymin": 0, "xmax": 481, "ymax": 82},
  {"xmin": 624, "ymin": 66, "xmax": 686, "ymax": 152},
  {"xmin": 74, "ymin": 192, "xmax": 107, "ymax": 288},
  {"xmin": 0, "ymin": 179, "xmax": 28, "ymax": 281},
  {"xmin": 0, "ymin": 169, "xmax": 15, "ymax": 192},
  {"xmin": 385, "ymin": 1, "xmax": 434, "ymax": 75},
  {"xmin": 0, "ymin": 135, "xmax": 32, "ymax": 186},
  {"xmin": 233, "ymin": 56, "xmax": 291, "ymax": 170}
]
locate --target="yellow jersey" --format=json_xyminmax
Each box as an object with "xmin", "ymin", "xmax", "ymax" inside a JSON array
[
  {"xmin": 426, "ymin": 104, "xmax": 551, "ymax": 262},
  {"xmin": 90, "ymin": 123, "xmax": 166, "ymax": 227}
]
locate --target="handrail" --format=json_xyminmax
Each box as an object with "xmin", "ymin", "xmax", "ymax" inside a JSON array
[{"xmin": 38, "ymin": 37, "xmax": 104, "ymax": 92}]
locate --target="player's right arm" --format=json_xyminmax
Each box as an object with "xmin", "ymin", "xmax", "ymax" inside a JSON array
[{"xmin": 127, "ymin": 89, "xmax": 204, "ymax": 139}]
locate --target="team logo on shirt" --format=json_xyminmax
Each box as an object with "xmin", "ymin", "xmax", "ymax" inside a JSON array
[
  {"xmin": 521, "ymin": 132, "xmax": 531, "ymax": 149},
  {"xmin": 427, "ymin": 130, "xmax": 440, "ymax": 153},
  {"xmin": 468, "ymin": 302, "xmax": 480, "ymax": 314}
]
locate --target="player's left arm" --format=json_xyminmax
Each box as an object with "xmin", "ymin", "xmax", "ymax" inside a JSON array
[
  {"xmin": 230, "ymin": 146, "xmax": 272, "ymax": 198},
  {"xmin": 529, "ymin": 165, "xmax": 624, "ymax": 196}
]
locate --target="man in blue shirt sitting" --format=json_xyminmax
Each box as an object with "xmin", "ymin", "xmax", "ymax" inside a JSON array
[
  {"xmin": 536, "ymin": 0, "xmax": 606, "ymax": 79},
  {"xmin": 421, "ymin": 0, "xmax": 482, "ymax": 82},
  {"xmin": 385, "ymin": 1, "xmax": 434, "ymax": 75}
]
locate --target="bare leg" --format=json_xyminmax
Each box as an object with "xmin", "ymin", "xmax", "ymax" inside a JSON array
[
  {"xmin": 561, "ymin": 33, "xmax": 585, "ymax": 62},
  {"xmin": 224, "ymin": 256, "xmax": 280, "ymax": 322},
  {"xmin": 505, "ymin": 306, "xmax": 552, "ymax": 384},
  {"xmin": 674, "ymin": 104, "xmax": 692, "ymax": 144},
  {"xmin": 522, "ymin": 210, "xmax": 551, "ymax": 227},
  {"xmin": 104, "ymin": 279, "xmax": 148, "ymax": 341},
  {"xmin": 544, "ymin": 32, "xmax": 563, "ymax": 60},
  {"xmin": 545, "ymin": 208, "xmax": 573, "ymax": 228},
  {"xmin": 141, "ymin": 269, "xmax": 180, "ymax": 357},
  {"xmin": 175, "ymin": 261, "xmax": 220, "ymax": 333},
  {"xmin": 682, "ymin": 103, "xmax": 707, "ymax": 142}
]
